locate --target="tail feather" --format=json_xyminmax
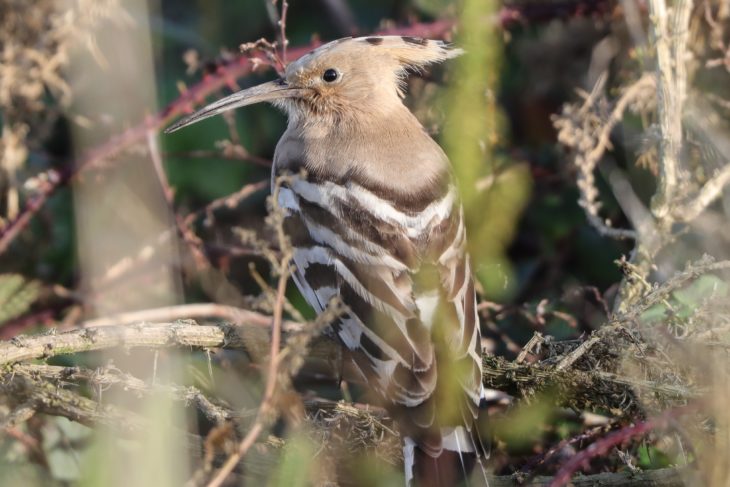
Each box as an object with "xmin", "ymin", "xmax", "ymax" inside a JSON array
[{"xmin": 404, "ymin": 428, "xmax": 489, "ymax": 487}]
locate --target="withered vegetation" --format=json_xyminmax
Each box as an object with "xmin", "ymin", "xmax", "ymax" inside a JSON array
[{"xmin": 2, "ymin": 0, "xmax": 730, "ymax": 486}]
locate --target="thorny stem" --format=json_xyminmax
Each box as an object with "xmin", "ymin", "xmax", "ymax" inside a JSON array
[
  {"xmin": 11, "ymin": 363, "xmax": 233, "ymax": 424},
  {"xmin": 676, "ymin": 163, "xmax": 730, "ymax": 220},
  {"xmin": 520, "ymin": 425, "xmax": 611, "ymax": 475},
  {"xmin": 548, "ymin": 404, "xmax": 696, "ymax": 487},
  {"xmin": 0, "ymin": 361, "xmax": 690, "ymax": 486},
  {"xmin": 0, "ymin": 322, "xmax": 245, "ymax": 365},
  {"xmin": 0, "ymin": 168, "xmax": 62, "ymax": 254},
  {"xmin": 648, "ymin": 0, "xmax": 693, "ymax": 223},
  {"xmin": 147, "ymin": 123, "xmax": 212, "ymax": 270},
  {"xmin": 0, "ymin": 21, "xmax": 457, "ymax": 256},
  {"xmin": 205, "ymin": 263, "xmax": 290, "ymax": 487},
  {"xmin": 184, "ymin": 180, "xmax": 268, "ymax": 227},
  {"xmin": 613, "ymin": 2, "xmax": 692, "ymax": 309},
  {"xmin": 146, "ymin": 128, "xmax": 174, "ymax": 204},
  {"xmin": 567, "ymin": 257, "xmax": 730, "ymax": 369},
  {"xmin": 554, "ymin": 74, "xmax": 654, "ymax": 241},
  {"xmin": 163, "ymin": 147, "xmax": 272, "ymax": 167},
  {"xmin": 66, "ymin": 181, "xmax": 266, "ymax": 330},
  {"xmin": 278, "ymin": 0, "xmax": 290, "ymax": 65},
  {"xmin": 79, "ymin": 302, "xmax": 301, "ymax": 330},
  {"xmin": 206, "ymin": 178, "xmax": 293, "ymax": 487}
]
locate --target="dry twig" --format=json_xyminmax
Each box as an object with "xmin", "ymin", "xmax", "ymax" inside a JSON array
[
  {"xmin": 647, "ymin": 0, "xmax": 693, "ymax": 222},
  {"xmin": 0, "ymin": 20, "xmax": 457, "ymax": 256},
  {"xmin": 548, "ymin": 405, "xmax": 696, "ymax": 487},
  {"xmin": 553, "ymin": 73, "xmax": 655, "ymax": 240}
]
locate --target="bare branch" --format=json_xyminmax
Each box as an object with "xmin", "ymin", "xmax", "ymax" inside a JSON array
[
  {"xmin": 205, "ymin": 175, "xmax": 295, "ymax": 487},
  {"xmin": 0, "ymin": 360, "xmax": 690, "ymax": 487},
  {"xmin": 0, "ymin": 20, "xmax": 459, "ymax": 256},
  {"xmin": 496, "ymin": 469, "xmax": 687, "ymax": 487},
  {"xmin": 619, "ymin": 256, "xmax": 730, "ymax": 322},
  {"xmin": 278, "ymin": 0, "xmax": 290, "ymax": 64},
  {"xmin": 548, "ymin": 405, "xmax": 696, "ymax": 487},
  {"xmin": 0, "ymin": 318, "xmax": 698, "ymax": 419},
  {"xmin": 648, "ymin": 0, "xmax": 693, "ymax": 221},
  {"xmin": 0, "ymin": 321, "xmax": 243, "ymax": 365},
  {"xmin": 80, "ymin": 302, "xmax": 301, "ymax": 331},
  {"xmin": 163, "ymin": 148, "xmax": 271, "ymax": 167},
  {"xmin": 673, "ymin": 164, "xmax": 730, "ymax": 221},
  {"xmin": 0, "ymin": 402, "xmax": 36, "ymax": 430},
  {"xmin": 557, "ymin": 257, "xmax": 730, "ymax": 374},
  {"xmin": 553, "ymin": 73, "xmax": 655, "ymax": 240},
  {"xmin": 1, "ymin": 368, "xmax": 148, "ymax": 434},
  {"xmin": 12, "ymin": 363, "xmax": 233, "ymax": 425},
  {"xmin": 602, "ymin": 161, "xmax": 657, "ymax": 244}
]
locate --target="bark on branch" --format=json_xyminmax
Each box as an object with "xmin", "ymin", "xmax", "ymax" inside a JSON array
[
  {"xmin": 648, "ymin": 0, "xmax": 693, "ymax": 221},
  {"xmin": 0, "ymin": 317, "xmax": 702, "ymax": 417},
  {"xmin": 8, "ymin": 363, "xmax": 234, "ymax": 425},
  {"xmin": 0, "ymin": 362, "xmax": 689, "ymax": 487},
  {"xmin": 492, "ymin": 468, "xmax": 687, "ymax": 487},
  {"xmin": 0, "ymin": 321, "xmax": 244, "ymax": 365}
]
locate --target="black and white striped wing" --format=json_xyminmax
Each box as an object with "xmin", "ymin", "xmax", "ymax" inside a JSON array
[{"xmin": 277, "ymin": 173, "xmax": 483, "ymax": 431}]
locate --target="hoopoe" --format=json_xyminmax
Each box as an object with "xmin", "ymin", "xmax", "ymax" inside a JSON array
[{"xmin": 167, "ymin": 36, "xmax": 489, "ymax": 486}]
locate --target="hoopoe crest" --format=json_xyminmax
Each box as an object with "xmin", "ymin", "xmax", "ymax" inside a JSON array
[{"xmin": 167, "ymin": 36, "xmax": 489, "ymax": 486}]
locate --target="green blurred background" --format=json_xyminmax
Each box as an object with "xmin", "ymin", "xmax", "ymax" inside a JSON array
[
  {"xmin": 0, "ymin": 0, "xmax": 646, "ymax": 484},
  {"xmin": 2, "ymin": 0, "xmax": 627, "ymax": 339},
  {"xmin": 157, "ymin": 0, "xmax": 628, "ymax": 349}
]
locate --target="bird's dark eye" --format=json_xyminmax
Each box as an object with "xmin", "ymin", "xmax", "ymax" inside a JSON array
[{"xmin": 322, "ymin": 69, "xmax": 338, "ymax": 82}]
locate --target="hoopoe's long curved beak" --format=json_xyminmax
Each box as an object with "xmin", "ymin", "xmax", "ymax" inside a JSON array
[{"xmin": 164, "ymin": 79, "xmax": 304, "ymax": 134}]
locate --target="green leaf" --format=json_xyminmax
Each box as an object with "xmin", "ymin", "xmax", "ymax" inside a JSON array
[
  {"xmin": 0, "ymin": 274, "xmax": 41, "ymax": 325},
  {"xmin": 640, "ymin": 274, "xmax": 729, "ymax": 323}
]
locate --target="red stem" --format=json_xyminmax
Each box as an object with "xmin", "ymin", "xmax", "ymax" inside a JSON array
[
  {"xmin": 0, "ymin": 0, "xmax": 621, "ymax": 255},
  {"xmin": 0, "ymin": 20, "xmax": 457, "ymax": 256},
  {"xmin": 548, "ymin": 405, "xmax": 695, "ymax": 487}
]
